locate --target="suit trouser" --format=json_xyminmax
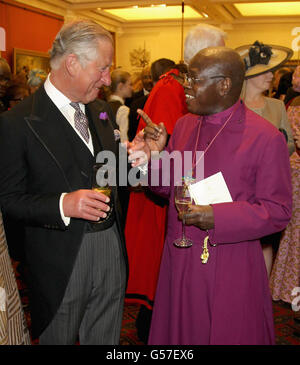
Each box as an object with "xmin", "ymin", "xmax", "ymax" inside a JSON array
[{"xmin": 39, "ymin": 223, "xmax": 126, "ymax": 345}]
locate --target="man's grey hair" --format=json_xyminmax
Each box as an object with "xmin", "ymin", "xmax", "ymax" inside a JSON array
[
  {"xmin": 49, "ymin": 20, "xmax": 113, "ymax": 69},
  {"xmin": 184, "ymin": 24, "xmax": 227, "ymax": 64}
]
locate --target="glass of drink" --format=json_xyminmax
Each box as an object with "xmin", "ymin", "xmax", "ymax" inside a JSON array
[
  {"xmin": 92, "ymin": 163, "xmax": 113, "ymax": 222},
  {"xmin": 173, "ymin": 183, "xmax": 193, "ymax": 248}
]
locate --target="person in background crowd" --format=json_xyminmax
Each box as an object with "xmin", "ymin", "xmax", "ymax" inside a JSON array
[
  {"xmin": 285, "ymin": 65, "xmax": 300, "ymax": 107},
  {"xmin": 0, "ymin": 57, "xmax": 11, "ymax": 113},
  {"xmin": 132, "ymin": 67, "xmax": 153, "ymax": 101},
  {"xmin": 108, "ymin": 69, "xmax": 133, "ymax": 143},
  {"xmin": 27, "ymin": 69, "xmax": 47, "ymax": 94},
  {"xmin": 124, "ymin": 71, "xmax": 142, "ymax": 107},
  {"xmin": 125, "ymin": 24, "xmax": 227, "ymax": 343},
  {"xmin": 0, "ymin": 61, "xmax": 28, "ymax": 285},
  {"xmin": 270, "ymin": 96, "xmax": 300, "ymax": 328},
  {"xmin": 12, "ymin": 66, "xmax": 29, "ymax": 87},
  {"xmin": 236, "ymin": 41, "xmax": 294, "ymax": 278},
  {"xmin": 131, "ymin": 71, "xmax": 143, "ymax": 93},
  {"xmin": 183, "ymin": 23, "xmax": 226, "ymax": 64},
  {"xmin": 127, "ymin": 67, "xmax": 153, "ymax": 141},
  {"xmin": 0, "ymin": 19, "xmax": 127, "ymax": 345},
  {"xmin": 277, "ymin": 71, "xmax": 293, "ymax": 102},
  {"xmin": 127, "ymin": 62, "xmax": 168, "ymax": 142},
  {"xmin": 150, "ymin": 58, "xmax": 175, "ymax": 83},
  {"xmin": 6, "ymin": 83, "xmax": 30, "ymax": 109},
  {"xmin": 128, "ymin": 46, "xmax": 292, "ymax": 345},
  {"xmin": 270, "ymin": 66, "xmax": 292, "ymax": 98}
]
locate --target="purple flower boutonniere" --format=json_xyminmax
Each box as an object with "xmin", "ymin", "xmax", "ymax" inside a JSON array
[
  {"xmin": 99, "ymin": 112, "xmax": 108, "ymax": 121},
  {"xmin": 99, "ymin": 111, "xmax": 120, "ymax": 141}
]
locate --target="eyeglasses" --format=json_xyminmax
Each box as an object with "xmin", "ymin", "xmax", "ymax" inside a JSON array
[{"xmin": 184, "ymin": 74, "xmax": 229, "ymax": 87}]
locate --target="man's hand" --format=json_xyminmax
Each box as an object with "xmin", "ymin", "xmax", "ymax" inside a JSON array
[
  {"xmin": 126, "ymin": 110, "xmax": 168, "ymax": 168},
  {"xmin": 138, "ymin": 109, "xmax": 168, "ymax": 153},
  {"xmin": 179, "ymin": 205, "xmax": 215, "ymax": 230},
  {"xmin": 63, "ymin": 189, "xmax": 110, "ymax": 221},
  {"xmin": 126, "ymin": 130, "xmax": 150, "ymax": 167}
]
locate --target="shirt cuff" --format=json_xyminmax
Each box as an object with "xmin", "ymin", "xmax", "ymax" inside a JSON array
[{"xmin": 59, "ymin": 193, "xmax": 70, "ymax": 226}]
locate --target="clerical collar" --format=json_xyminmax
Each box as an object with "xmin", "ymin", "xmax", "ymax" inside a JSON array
[{"xmin": 203, "ymin": 99, "xmax": 242, "ymax": 125}]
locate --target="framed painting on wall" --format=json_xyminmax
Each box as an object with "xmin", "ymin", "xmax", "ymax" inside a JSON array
[{"xmin": 13, "ymin": 48, "xmax": 50, "ymax": 76}]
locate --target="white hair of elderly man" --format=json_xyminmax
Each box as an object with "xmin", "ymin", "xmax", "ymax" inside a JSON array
[{"xmin": 184, "ymin": 24, "xmax": 227, "ymax": 64}]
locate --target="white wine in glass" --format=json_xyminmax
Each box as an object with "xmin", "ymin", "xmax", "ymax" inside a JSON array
[
  {"xmin": 92, "ymin": 163, "xmax": 113, "ymax": 223},
  {"xmin": 175, "ymin": 198, "xmax": 191, "ymax": 214},
  {"xmin": 173, "ymin": 184, "xmax": 193, "ymax": 248},
  {"xmin": 92, "ymin": 186, "xmax": 111, "ymax": 198}
]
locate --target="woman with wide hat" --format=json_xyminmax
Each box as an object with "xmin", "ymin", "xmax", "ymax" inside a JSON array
[{"xmin": 236, "ymin": 41, "xmax": 295, "ymax": 277}]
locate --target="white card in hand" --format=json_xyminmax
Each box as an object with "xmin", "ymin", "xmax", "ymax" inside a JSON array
[{"xmin": 188, "ymin": 171, "xmax": 233, "ymax": 205}]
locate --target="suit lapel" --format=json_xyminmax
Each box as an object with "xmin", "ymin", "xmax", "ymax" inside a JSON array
[
  {"xmin": 86, "ymin": 101, "xmax": 117, "ymax": 155},
  {"xmin": 27, "ymin": 89, "xmax": 120, "ymax": 192},
  {"xmin": 25, "ymin": 87, "xmax": 89, "ymax": 190}
]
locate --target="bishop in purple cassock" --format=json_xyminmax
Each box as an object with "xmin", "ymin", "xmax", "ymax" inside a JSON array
[{"xmin": 128, "ymin": 47, "xmax": 292, "ymax": 345}]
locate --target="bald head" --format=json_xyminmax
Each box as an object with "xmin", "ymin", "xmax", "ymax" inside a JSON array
[
  {"xmin": 184, "ymin": 47, "xmax": 245, "ymax": 116},
  {"xmin": 190, "ymin": 48, "xmax": 245, "ymax": 111},
  {"xmin": 192, "ymin": 47, "xmax": 244, "ymax": 95}
]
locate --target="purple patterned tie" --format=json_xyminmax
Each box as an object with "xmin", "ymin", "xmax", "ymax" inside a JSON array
[{"xmin": 70, "ymin": 102, "xmax": 89, "ymax": 143}]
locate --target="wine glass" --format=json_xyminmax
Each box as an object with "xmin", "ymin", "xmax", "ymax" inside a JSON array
[
  {"xmin": 92, "ymin": 163, "xmax": 113, "ymax": 222},
  {"xmin": 173, "ymin": 183, "xmax": 193, "ymax": 248}
]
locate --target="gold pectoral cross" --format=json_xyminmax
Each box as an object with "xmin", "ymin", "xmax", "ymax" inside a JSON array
[{"xmin": 201, "ymin": 235, "xmax": 210, "ymax": 264}]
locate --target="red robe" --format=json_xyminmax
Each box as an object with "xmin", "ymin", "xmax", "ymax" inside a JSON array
[{"xmin": 125, "ymin": 69, "xmax": 188, "ymax": 308}]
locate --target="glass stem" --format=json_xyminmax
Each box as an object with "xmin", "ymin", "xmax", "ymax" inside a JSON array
[{"xmin": 182, "ymin": 218, "xmax": 186, "ymax": 240}]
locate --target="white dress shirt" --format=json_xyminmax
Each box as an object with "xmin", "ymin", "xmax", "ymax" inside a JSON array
[
  {"xmin": 44, "ymin": 75, "xmax": 94, "ymax": 155},
  {"xmin": 44, "ymin": 75, "xmax": 94, "ymax": 225}
]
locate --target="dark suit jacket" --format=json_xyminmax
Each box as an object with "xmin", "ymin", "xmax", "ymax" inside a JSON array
[
  {"xmin": 0, "ymin": 86, "xmax": 128, "ymax": 339},
  {"xmin": 128, "ymin": 94, "xmax": 148, "ymax": 141}
]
